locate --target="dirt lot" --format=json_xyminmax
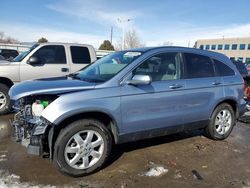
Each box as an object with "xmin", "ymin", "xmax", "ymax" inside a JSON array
[{"xmin": 0, "ymin": 114, "xmax": 250, "ymax": 188}]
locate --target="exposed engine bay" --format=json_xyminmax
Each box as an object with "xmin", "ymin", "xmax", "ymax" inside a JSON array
[{"xmin": 12, "ymin": 95, "xmax": 57, "ymax": 156}]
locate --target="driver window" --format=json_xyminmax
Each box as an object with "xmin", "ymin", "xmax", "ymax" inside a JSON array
[
  {"xmin": 132, "ymin": 52, "xmax": 182, "ymax": 82},
  {"xmin": 32, "ymin": 45, "xmax": 66, "ymax": 64}
]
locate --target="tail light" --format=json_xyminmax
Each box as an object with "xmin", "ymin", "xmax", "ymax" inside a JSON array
[{"xmin": 245, "ymin": 87, "xmax": 250, "ymax": 99}]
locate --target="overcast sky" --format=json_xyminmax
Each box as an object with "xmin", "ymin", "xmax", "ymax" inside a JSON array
[{"xmin": 1, "ymin": 0, "xmax": 250, "ymax": 48}]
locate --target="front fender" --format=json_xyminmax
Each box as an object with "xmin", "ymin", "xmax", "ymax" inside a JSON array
[{"xmin": 41, "ymin": 89, "xmax": 122, "ymax": 131}]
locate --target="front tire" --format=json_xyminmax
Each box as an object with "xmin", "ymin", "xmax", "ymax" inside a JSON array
[
  {"xmin": 205, "ymin": 103, "xmax": 235, "ymax": 140},
  {"xmin": 0, "ymin": 83, "xmax": 11, "ymax": 115},
  {"xmin": 53, "ymin": 119, "xmax": 112, "ymax": 177}
]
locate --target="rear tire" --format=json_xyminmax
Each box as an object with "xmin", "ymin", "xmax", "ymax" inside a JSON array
[
  {"xmin": 0, "ymin": 83, "xmax": 11, "ymax": 115},
  {"xmin": 205, "ymin": 103, "xmax": 235, "ymax": 140},
  {"xmin": 53, "ymin": 119, "xmax": 112, "ymax": 177}
]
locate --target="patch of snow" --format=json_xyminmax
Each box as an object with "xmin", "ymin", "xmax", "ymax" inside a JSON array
[
  {"xmin": 0, "ymin": 170, "xmax": 57, "ymax": 188},
  {"xmin": 143, "ymin": 166, "xmax": 168, "ymax": 177},
  {"xmin": 232, "ymin": 149, "xmax": 242, "ymax": 153},
  {"xmin": 0, "ymin": 154, "xmax": 6, "ymax": 158},
  {"xmin": 174, "ymin": 173, "xmax": 182, "ymax": 179},
  {"xmin": 0, "ymin": 158, "xmax": 7, "ymax": 162}
]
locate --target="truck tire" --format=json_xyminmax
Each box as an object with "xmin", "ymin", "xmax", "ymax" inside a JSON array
[
  {"xmin": 53, "ymin": 119, "xmax": 112, "ymax": 177},
  {"xmin": 0, "ymin": 83, "xmax": 11, "ymax": 115},
  {"xmin": 205, "ymin": 103, "xmax": 235, "ymax": 140}
]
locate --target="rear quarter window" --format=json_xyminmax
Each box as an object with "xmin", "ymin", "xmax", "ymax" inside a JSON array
[
  {"xmin": 213, "ymin": 59, "xmax": 235, "ymax": 76},
  {"xmin": 233, "ymin": 61, "xmax": 248, "ymax": 76}
]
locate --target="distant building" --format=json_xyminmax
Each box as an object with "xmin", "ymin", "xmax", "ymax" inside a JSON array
[{"xmin": 194, "ymin": 37, "xmax": 250, "ymax": 64}]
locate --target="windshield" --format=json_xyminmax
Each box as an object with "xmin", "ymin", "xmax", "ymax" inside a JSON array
[
  {"xmin": 71, "ymin": 51, "xmax": 142, "ymax": 82},
  {"xmin": 13, "ymin": 43, "xmax": 39, "ymax": 62}
]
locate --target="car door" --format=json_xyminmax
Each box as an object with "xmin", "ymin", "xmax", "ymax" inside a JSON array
[
  {"xmin": 69, "ymin": 46, "xmax": 92, "ymax": 73},
  {"xmin": 181, "ymin": 52, "xmax": 224, "ymax": 126},
  {"xmin": 121, "ymin": 52, "xmax": 187, "ymax": 135},
  {"xmin": 20, "ymin": 45, "xmax": 70, "ymax": 81}
]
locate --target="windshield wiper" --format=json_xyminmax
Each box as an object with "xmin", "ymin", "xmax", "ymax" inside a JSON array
[{"xmin": 80, "ymin": 77, "xmax": 105, "ymax": 83}]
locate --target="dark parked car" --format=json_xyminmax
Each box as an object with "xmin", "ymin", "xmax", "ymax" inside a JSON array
[
  {"xmin": 0, "ymin": 55, "xmax": 5, "ymax": 61},
  {"xmin": 10, "ymin": 47, "xmax": 246, "ymax": 177},
  {"xmin": 232, "ymin": 60, "xmax": 250, "ymax": 111},
  {"xmin": 0, "ymin": 49, "xmax": 19, "ymax": 60}
]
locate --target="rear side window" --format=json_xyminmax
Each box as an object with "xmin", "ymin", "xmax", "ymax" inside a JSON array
[
  {"xmin": 214, "ymin": 59, "xmax": 235, "ymax": 76},
  {"xmin": 70, "ymin": 46, "xmax": 91, "ymax": 64},
  {"xmin": 184, "ymin": 53, "xmax": 215, "ymax": 78},
  {"xmin": 33, "ymin": 45, "xmax": 66, "ymax": 64}
]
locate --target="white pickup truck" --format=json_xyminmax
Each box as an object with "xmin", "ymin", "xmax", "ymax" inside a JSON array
[{"xmin": 0, "ymin": 42, "xmax": 97, "ymax": 114}]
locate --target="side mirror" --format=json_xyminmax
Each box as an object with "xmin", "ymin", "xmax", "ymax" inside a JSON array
[
  {"xmin": 27, "ymin": 56, "xmax": 41, "ymax": 65},
  {"xmin": 127, "ymin": 75, "xmax": 152, "ymax": 86}
]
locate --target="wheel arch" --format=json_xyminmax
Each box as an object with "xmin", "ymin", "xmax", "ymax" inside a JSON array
[
  {"xmin": 211, "ymin": 98, "xmax": 238, "ymax": 119},
  {"xmin": 48, "ymin": 110, "xmax": 120, "ymax": 159},
  {"xmin": 0, "ymin": 77, "xmax": 14, "ymax": 88}
]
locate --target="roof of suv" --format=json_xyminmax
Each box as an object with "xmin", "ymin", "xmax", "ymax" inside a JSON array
[{"xmin": 126, "ymin": 46, "xmax": 228, "ymax": 59}]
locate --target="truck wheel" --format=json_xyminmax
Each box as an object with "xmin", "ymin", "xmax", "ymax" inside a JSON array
[
  {"xmin": 0, "ymin": 83, "xmax": 11, "ymax": 115},
  {"xmin": 53, "ymin": 119, "xmax": 112, "ymax": 177},
  {"xmin": 205, "ymin": 103, "xmax": 235, "ymax": 140}
]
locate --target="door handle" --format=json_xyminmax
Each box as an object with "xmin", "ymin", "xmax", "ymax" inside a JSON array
[
  {"xmin": 212, "ymin": 81, "xmax": 221, "ymax": 86},
  {"xmin": 169, "ymin": 84, "xmax": 183, "ymax": 89},
  {"xmin": 61, "ymin": 68, "xmax": 69, "ymax": 72}
]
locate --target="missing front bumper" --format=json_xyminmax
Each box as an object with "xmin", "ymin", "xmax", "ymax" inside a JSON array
[{"xmin": 11, "ymin": 117, "xmax": 51, "ymax": 156}]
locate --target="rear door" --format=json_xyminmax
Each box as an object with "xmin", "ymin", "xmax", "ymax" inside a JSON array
[
  {"xmin": 121, "ymin": 52, "xmax": 187, "ymax": 134},
  {"xmin": 69, "ymin": 46, "xmax": 92, "ymax": 73},
  {"xmin": 181, "ymin": 53, "xmax": 223, "ymax": 126},
  {"xmin": 20, "ymin": 45, "xmax": 70, "ymax": 80}
]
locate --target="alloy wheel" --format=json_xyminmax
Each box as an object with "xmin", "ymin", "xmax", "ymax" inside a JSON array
[
  {"xmin": 214, "ymin": 109, "xmax": 232, "ymax": 135},
  {"xmin": 0, "ymin": 92, "xmax": 7, "ymax": 110},
  {"xmin": 64, "ymin": 130, "xmax": 104, "ymax": 170}
]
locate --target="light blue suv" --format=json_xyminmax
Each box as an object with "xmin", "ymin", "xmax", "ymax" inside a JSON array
[{"xmin": 9, "ymin": 47, "xmax": 246, "ymax": 176}]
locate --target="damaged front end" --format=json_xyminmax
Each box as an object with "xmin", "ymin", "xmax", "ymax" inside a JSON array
[{"xmin": 12, "ymin": 95, "xmax": 57, "ymax": 156}]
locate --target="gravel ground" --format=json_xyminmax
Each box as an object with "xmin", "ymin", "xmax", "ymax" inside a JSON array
[{"xmin": 0, "ymin": 114, "xmax": 250, "ymax": 188}]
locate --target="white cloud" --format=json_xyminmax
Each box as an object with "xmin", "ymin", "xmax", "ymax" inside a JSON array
[
  {"xmin": 47, "ymin": 0, "xmax": 141, "ymax": 28},
  {"xmin": 145, "ymin": 23, "xmax": 250, "ymax": 47},
  {"xmin": 0, "ymin": 22, "xmax": 107, "ymax": 48}
]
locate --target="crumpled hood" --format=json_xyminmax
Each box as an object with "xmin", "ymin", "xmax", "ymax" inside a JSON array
[{"xmin": 9, "ymin": 76, "xmax": 96, "ymax": 100}]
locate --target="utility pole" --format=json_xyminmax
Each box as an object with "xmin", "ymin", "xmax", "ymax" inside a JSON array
[
  {"xmin": 110, "ymin": 26, "xmax": 113, "ymax": 45},
  {"xmin": 117, "ymin": 18, "xmax": 131, "ymax": 50}
]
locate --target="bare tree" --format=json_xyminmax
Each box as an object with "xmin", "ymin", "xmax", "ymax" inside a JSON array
[
  {"xmin": 0, "ymin": 31, "xmax": 19, "ymax": 44},
  {"xmin": 115, "ymin": 29, "xmax": 144, "ymax": 50},
  {"xmin": 0, "ymin": 32, "xmax": 4, "ymax": 42}
]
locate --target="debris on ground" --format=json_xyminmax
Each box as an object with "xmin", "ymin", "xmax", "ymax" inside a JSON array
[
  {"xmin": 192, "ymin": 170, "xmax": 204, "ymax": 180},
  {"xmin": 174, "ymin": 170, "xmax": 182, "ymax": 179},
  {"xmin": 168, "ymin": 160, "xmax": 177, "ymax": 167}
]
